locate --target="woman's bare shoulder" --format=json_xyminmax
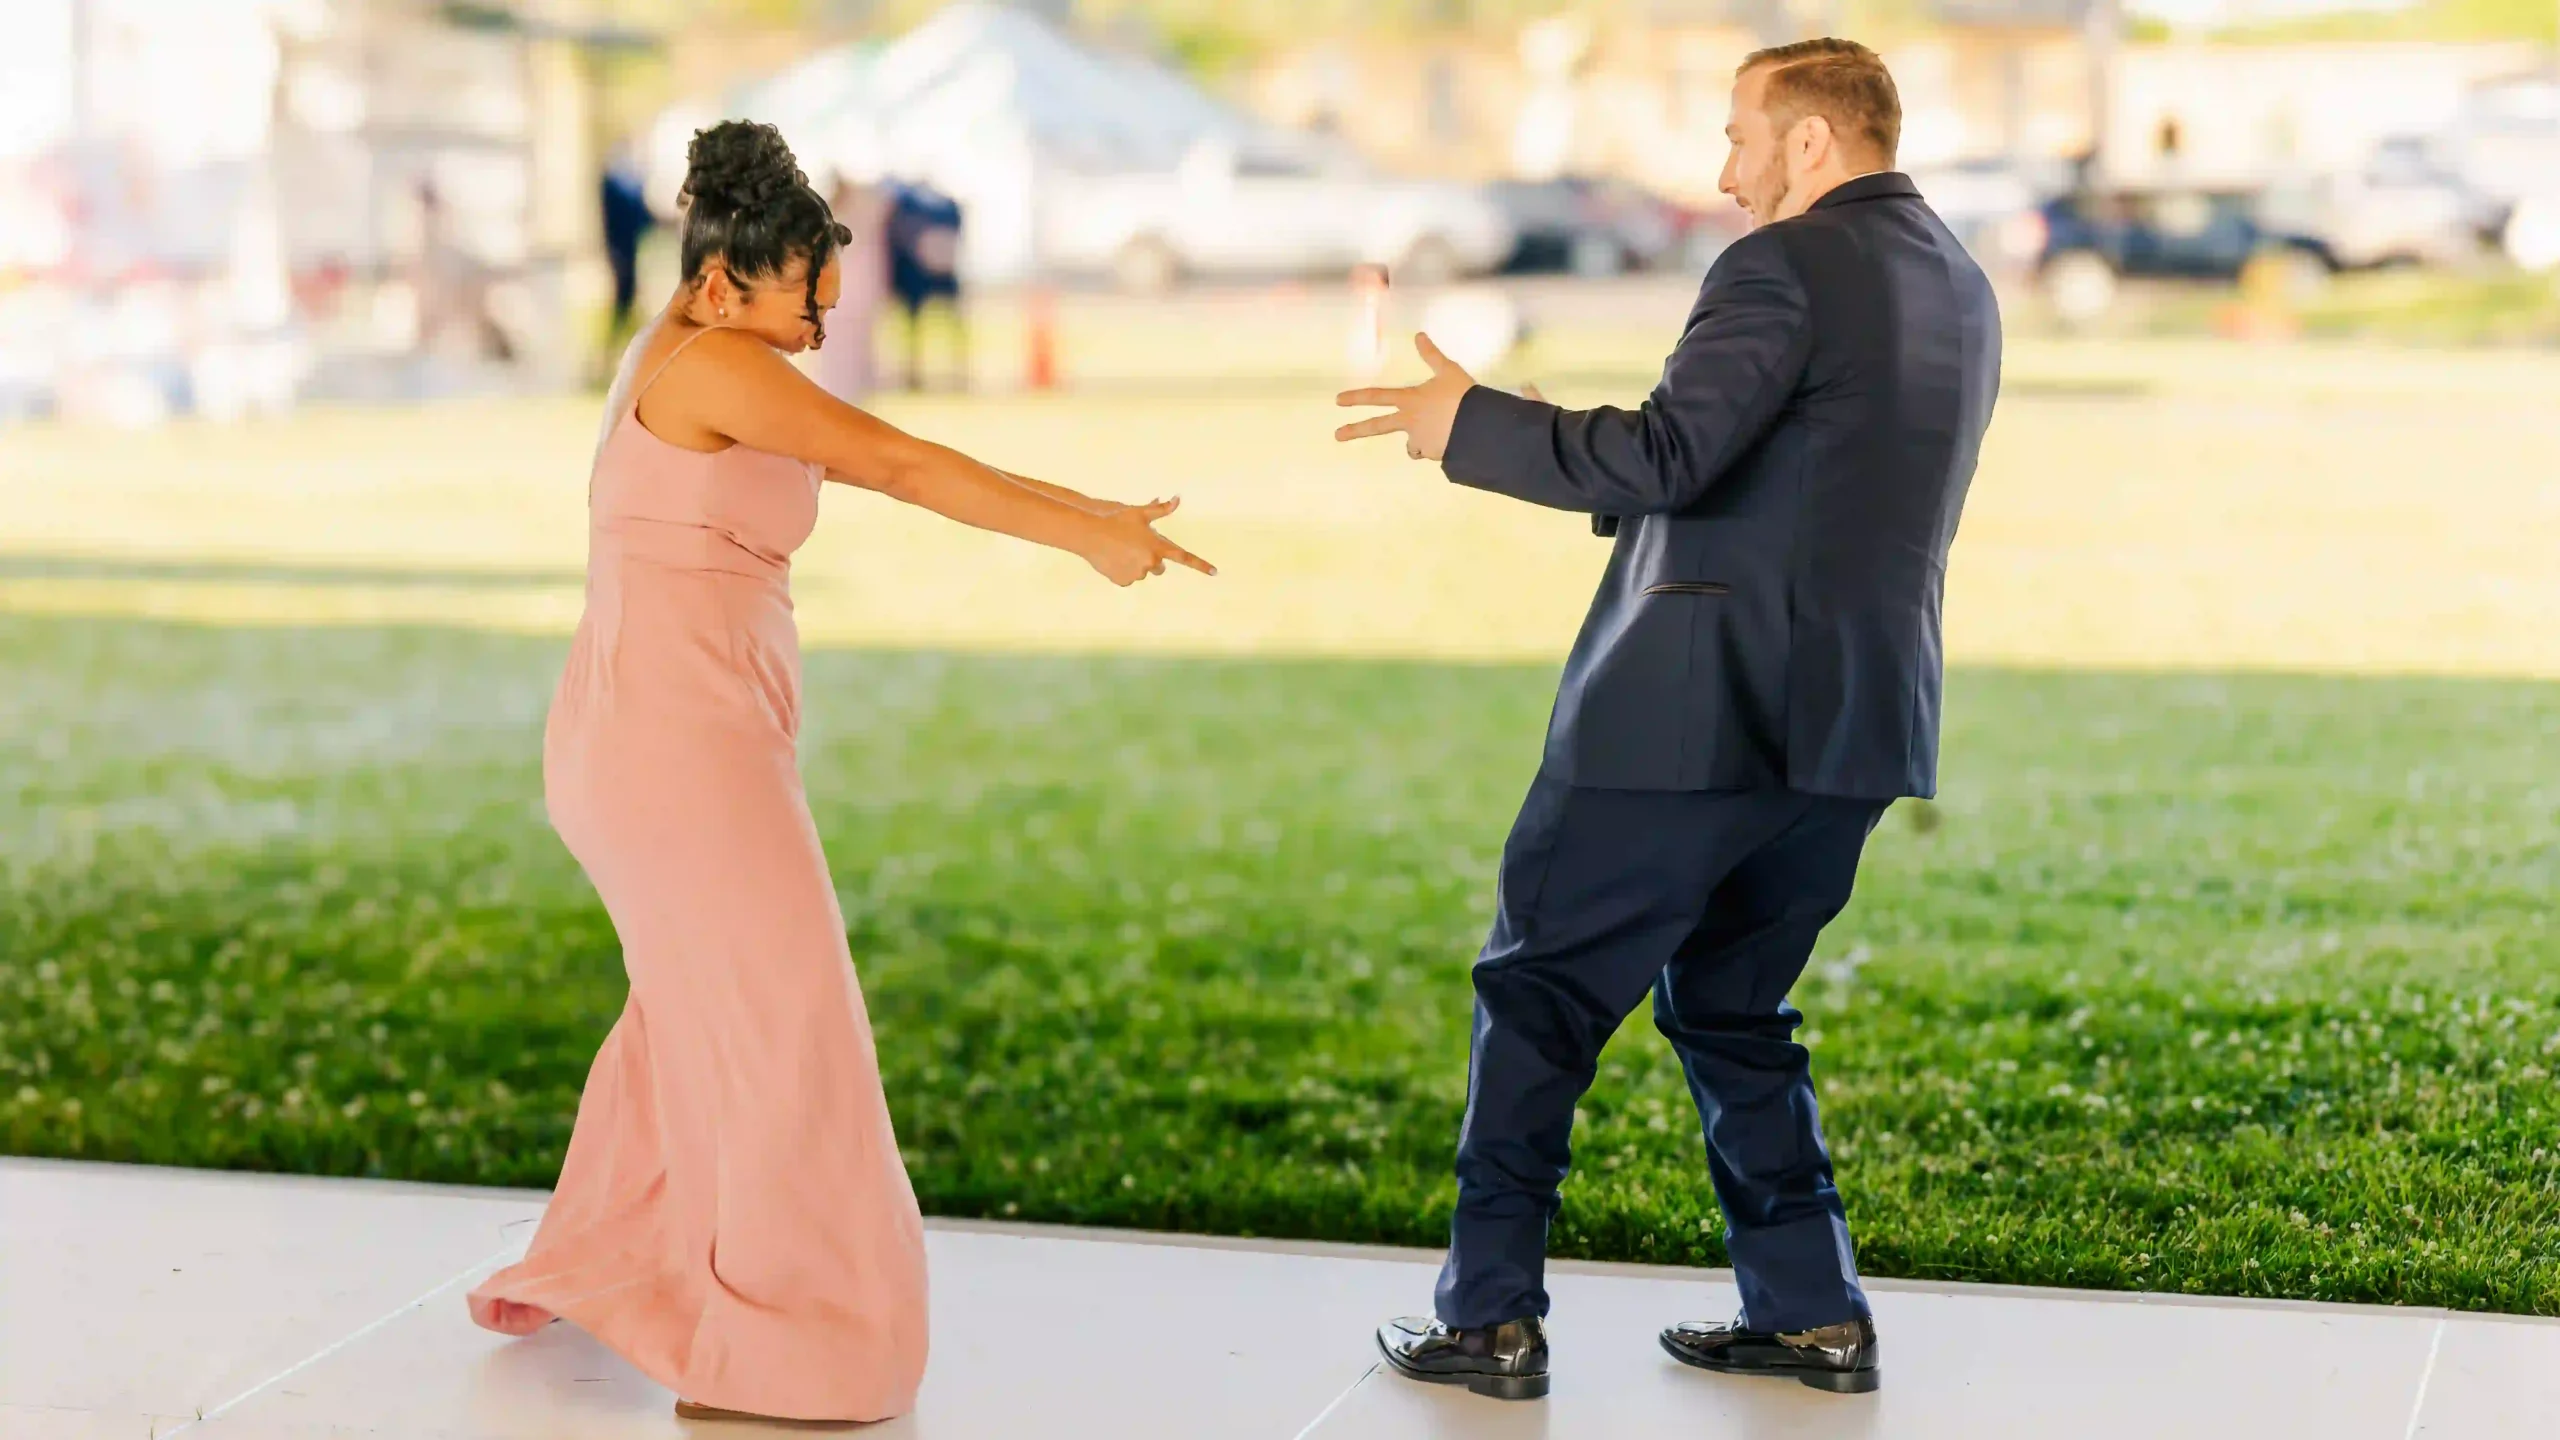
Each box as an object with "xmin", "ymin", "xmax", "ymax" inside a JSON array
[
  {"xmin": 639, "ymin": 325, "xmax": 836, "ymax": 457},
  {"xmin": 638, "ymin": 325, "xmax": 793, "ymax": 408}
]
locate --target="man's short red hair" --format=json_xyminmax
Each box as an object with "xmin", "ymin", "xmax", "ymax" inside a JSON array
[{"xmin": 1741, "ymin": 38, "xmax": 1902, "ymax": 167}]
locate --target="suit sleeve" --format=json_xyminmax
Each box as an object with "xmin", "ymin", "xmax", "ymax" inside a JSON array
[{"xmin": 1441, "ymin": 230, "xmax": 1812, "ymax": 516}]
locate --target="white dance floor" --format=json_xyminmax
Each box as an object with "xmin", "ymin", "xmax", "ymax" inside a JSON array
[{"xmin": 5, "ymin": 1156, "xmax": 2551, "ymax": 1438}]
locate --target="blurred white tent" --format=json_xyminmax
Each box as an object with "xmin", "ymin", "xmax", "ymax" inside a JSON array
[{"xmin": 647, "ymin": 2, "xmax": 1254, "ymax": 282}]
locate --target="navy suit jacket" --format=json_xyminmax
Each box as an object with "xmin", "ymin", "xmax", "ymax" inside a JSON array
[{"xmin": 1442, "ymin": 172, "xmax": 2001, "ymax": 799}]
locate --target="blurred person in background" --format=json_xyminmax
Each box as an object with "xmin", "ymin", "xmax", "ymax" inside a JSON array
[
  {"xmin": 885, "ymin": 178, "xmax": 965, "ymax": 391},
  {"xmin": 600, "ymin": 138, "xmax": 656, "ymax": 355},
  {"xmin": 413, "ymin": 180, "xmax": 506, "ymax": 363},
  {"xmin": 463, "ymin": 119, "xmax": 1208, "ymax": 1426},
  {"xmin": 1340, "ymin": 38, "xmax": 2000, "ymax": 1404},
  {"xmin": 814, "ymin": 171, "xmax": 891, "ymax": 404}
]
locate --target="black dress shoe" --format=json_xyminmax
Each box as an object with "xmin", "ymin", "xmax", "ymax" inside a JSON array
[
  {"xmin": 1659, "ymin": 1314, "xmax": 1880, "ymax": 1394},
  {"xmin": 1376, "ymin": 1315, "xmax": 1551, "ymax": 1400}
]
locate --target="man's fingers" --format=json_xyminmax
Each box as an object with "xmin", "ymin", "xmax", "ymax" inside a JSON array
[
  {"xmin": 1334, "ymin": 415, "xmax": 1408, "ymax": 442},
  {"xmin": 1416, "ymin": 332, "xmax": 1459, "ymax": 376},
  {"xmin": 1136, "ymin": 497, "xmax": 1180, "ymax": 520},
  {"xmin": 1518, "ymin": 382, "xmax": 1547, "ymax": 402},
  {"xmin": 1336, "ymin": 387, "xmax": 1412, "ymax": 409}
]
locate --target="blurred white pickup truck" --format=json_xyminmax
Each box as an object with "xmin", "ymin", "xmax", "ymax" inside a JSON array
[{"xmin": 1042, "ymin": 133, "xmax": 1517, "ymax": 293}]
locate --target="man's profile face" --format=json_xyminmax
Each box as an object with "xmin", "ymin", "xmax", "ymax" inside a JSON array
[{"xmin": 1719, "ymin": 66, "xmax": 1791, "ymax": 228}]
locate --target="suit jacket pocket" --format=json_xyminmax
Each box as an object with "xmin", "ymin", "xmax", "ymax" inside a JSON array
[
  {"xmin": 1556, "ymin": 592, "xmax": 1698, "ymax": 789},
  {"xmin": 1642, "ymin": 581, "xmax": 1733, "ymax": 597}
]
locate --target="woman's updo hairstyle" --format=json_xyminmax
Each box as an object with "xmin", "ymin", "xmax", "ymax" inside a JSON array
[{"xmin": 678, "ymin": 120, "xmax": 853, "ymax": 345}]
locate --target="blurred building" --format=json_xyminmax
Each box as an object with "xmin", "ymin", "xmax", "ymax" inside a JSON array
[
  {"xmin": 2098, "ymin": 41, "xmax": 2546, "ymax": 189},
  {"xmin": 1245, "ymin": 9, "xmax": 2101, "ymax": 207},
  {"xmin": 649, "ymin": 2, "xmax": 1259, "ymax": 284},
  {"xmin": 1243, "ymin": 5, "xmax": 2549, "ymax": 203},
  {"xmin": 0, "ymin": 0, "xmax": 634, "ymax": 424}
]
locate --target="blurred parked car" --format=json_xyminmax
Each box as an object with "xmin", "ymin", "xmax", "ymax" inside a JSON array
[
  {"xmin": 1046, "ymin": 133, "xmax": 1515, "ymax": 293},
  {"xmin": 2259, "ymin": 135, "xmax": 2497, "ymax": 271},
  {"xmin": 1673, "ymin": 198, "xmax": 1749, "ymax": 274},
  {"xmin": 1909, "ymin": 159, "xmax": 2062, "ymax": 278},
  {"xmin": 2442, "ymin": 77, "xmax": 2560, "ymax": 219},
  {"xmin": 1488, "ymin": 175, "xmax": 1686, "ymax": 276},
  {"xmin": 2031, "ymin": 187, "xmax": 2334, "ymax": 324},
  {"xmin": 2506, "ymin": 190, "xmax": 2560, "ymax": 272}
]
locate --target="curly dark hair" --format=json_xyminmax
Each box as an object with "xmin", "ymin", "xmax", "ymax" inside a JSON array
[{"xmin": 678, "ymin": 120, "xmax": 853, "ymax": 346}]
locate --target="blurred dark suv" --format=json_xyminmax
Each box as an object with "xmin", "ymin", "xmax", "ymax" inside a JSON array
[
  {"xmin": 2031, "ymin": 188, "xmax": 2335, "ymax": 321},
  {"xmin": 1488, "ymin": 175, "xmax": 1744, "ymax": 277}
]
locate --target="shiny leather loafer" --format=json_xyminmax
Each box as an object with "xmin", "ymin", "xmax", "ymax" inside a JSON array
[
  {"xmin": 1376, "ymin": 1314, "xmax": 1551, "ymax": 1400},
  {"xmin": 1659, "ymin": 1314, "xmax": 1880, "ymax": 1394}
]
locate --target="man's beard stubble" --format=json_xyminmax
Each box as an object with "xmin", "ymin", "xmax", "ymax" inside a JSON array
[{"xmin": 1745, "ymin": 162, "xmax": 1791, "ymax": 229}]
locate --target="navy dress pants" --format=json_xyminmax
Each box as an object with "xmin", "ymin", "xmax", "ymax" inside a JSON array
[{"xmin": 1434, "ymin": 770, "xmax": 1887, "ymax": 1334}]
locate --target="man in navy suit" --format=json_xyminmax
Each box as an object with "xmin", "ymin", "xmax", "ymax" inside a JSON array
[{"xmin": 1340, "ymin": 38, "xmax": 2002, "ymax": 1401}]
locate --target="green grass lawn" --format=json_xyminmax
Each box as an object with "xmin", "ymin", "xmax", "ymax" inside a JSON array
[
  {"xmin": 5, "ymin": 612, "xmax": 2556, "ymax": 1314},
  {"xmin": 2140, "ymin": 269, "xmax": 2560, "ymax": 348}
]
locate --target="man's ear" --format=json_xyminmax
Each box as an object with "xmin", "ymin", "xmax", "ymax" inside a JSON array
[{"xmin": 1796, "ymin": 115, "xmax": 1834, "ymax": 167}]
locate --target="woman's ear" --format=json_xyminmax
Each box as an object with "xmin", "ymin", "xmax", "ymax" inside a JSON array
[{"xmin": 699, "ymin": 264, "xmax": 736, "ymax": 321}]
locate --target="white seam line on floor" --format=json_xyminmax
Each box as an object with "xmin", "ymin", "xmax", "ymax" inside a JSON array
[
  {"xmin": 159, "ymin": 1243, "xmax": 520, "ymax": 1437},
  {"xmin": 1289, "ymin": 1363, "xmax": 1381, "ymax": 1440},
  {"xmin": 2400, "ymin": 1318, "xmax": 2448, "ymax": 1440}
]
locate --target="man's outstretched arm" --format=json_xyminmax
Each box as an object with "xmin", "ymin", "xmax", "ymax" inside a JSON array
[{"xmin": 1442, "ymin": 230, "xmax": 1813, "ymax": 516}]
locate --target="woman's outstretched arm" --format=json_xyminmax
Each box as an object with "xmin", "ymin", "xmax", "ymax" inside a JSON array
[
  {"xmin": 989, "ymin": 468, "xmax": 1140, "ymax": 516},
  {"xmin": 665, "ymin": 330, "xmax": 1211, "ymax": 584}
]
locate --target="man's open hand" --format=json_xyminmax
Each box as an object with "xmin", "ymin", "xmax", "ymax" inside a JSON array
[{"xmin": 1335, "ymin": 333, "xmax": 1477, "ymax": 463}]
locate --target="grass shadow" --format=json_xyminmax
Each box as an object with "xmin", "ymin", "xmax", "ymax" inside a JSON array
[{"xmin": 0, "ymin": 552, "xmax": 586, "ymax": 591}]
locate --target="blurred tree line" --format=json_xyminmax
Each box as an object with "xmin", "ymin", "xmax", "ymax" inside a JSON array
[
  {"xmin": 2176, "ymin": 0, "xmax": 2558, "ymax": 43},
  {"xmin": 525, "ymin": 0, "xmax": 2555, "ymax": 98},
  {"xmin": 555, "ymin": 0, "xmax": 1952, "ymax": 80}
]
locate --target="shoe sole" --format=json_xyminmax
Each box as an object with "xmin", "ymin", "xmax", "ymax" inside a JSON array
[
  {"xmin": 1376, "ymin": 1339, "xmax": 1551, "ymax": 1400},
  {"xmin": 1657, "ymin": 1334, "xmax": 1881, "ymax": 1394},
  {"xmin": 674, "ymin": 1402, "xmax": 861, "ymax": 1427}
]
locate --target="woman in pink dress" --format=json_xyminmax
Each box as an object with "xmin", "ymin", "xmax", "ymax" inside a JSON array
[
  {"xmin": 812, "ymin": 174, "xmax": 890, "ymax": 405},
  {"xmin": 465, "ymin": 121, "xmax": 1211, "ymax": 1424}
]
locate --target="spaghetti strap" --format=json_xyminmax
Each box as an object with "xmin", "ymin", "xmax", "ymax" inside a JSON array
[
  {"xmin": 589, "ymin": 325, "xmax": 722, "ymax": 502},
  {"xmin": 629, "ymin": 326, "xmax": 718, "ymax": 417}
]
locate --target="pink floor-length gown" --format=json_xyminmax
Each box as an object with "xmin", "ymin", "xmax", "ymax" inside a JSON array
[
  {"xmin": 466, "ymin": 325, "xmax": 929, "ymax": 1421},
  {"xmin": 814, "ymin": 185, "xmax": 891, "ymax": 405}
]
